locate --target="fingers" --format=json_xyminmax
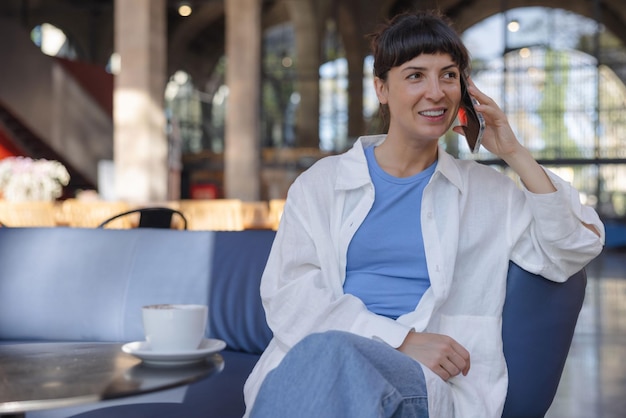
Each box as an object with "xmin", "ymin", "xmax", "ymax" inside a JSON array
[
  {"xmin": 466, "ymin": 78, "xmax": 492, "ymax": 104},
  {"xmin": 437, "ymin": 340, "xmax": 470, "ymax": 380},
  {"xmin": 465, "ymin": 81, "xmax": 499, "ymax": 116},
  {"xmin": 398, "ymin": 332, "xmax": 471, "ymax": 381},
  {"xmin": 451, "ymin": 340, "xmax": 471, "ymax": 375},
  {"xmin": 439, "ymin": 347, "xmax": 470, "ymax": 380},
  {"xmin": 462, "ymin": 79, "xmax": 522, "ymax": 157},
  {"xmin": 466, "ymin": 77, "xmax": 485, "ymax": 101}
]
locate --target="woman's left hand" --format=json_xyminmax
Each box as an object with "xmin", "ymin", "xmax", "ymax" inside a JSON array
[{"xmin": 453, "ymin": 78, "xmax": 522, "ymax": 158}]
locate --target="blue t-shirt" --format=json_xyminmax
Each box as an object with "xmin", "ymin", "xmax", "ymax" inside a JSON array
[{"xmin": 343, "ymin": 145, "xmax": 435, "ymax": 319}]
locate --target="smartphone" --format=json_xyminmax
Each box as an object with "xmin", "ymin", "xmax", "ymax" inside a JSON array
[{"xmin": 458, "ymin": 74, "xmax": 485, "ymax": 153}]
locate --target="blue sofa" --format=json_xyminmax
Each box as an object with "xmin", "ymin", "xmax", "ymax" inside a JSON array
[{"xmin": 0, "ymin": 227, "xmax": 586, "ymax": 417}]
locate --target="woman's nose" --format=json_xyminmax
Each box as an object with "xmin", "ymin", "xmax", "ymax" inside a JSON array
[{"xmin": 425, "ymin": 80, "xmax": 445, "ymax": 100}]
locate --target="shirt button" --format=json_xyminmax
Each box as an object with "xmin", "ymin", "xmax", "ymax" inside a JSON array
[{"xmin": 427, "ymin": 212, "xmax": 433, "ymax": 219}]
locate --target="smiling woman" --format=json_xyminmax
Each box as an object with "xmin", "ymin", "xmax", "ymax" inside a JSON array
[{"xmin": 243, "ymin": 9, "xmax": 604, "ymax": 418}]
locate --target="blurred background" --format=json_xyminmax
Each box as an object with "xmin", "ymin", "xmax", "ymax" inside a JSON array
[
  {"xmin": 0, "ymin": 0, "xmax": 625, "ymax": 228},
  {"xmin": 0, "ymin": 2, "xmax": 625, "ymax": 417}
]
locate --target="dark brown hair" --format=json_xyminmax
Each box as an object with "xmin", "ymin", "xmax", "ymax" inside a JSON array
[{"xmin": 369, "ymin": 10, "xmax": 470, "ymax": 80}]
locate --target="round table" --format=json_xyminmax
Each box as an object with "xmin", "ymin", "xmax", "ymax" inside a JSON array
[{"xmin": 0, "ymin": 342, "xmax": 224, "ymax": 417}]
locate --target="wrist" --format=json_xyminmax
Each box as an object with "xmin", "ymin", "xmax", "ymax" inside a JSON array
[{"xmin": 503, "ymin": 148, "xmax": 557, "ymax": 194}]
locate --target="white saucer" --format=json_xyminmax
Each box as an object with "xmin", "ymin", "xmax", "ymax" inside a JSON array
[{"xmin": 122, "ymin": 338, "xmax": 226, "ymax": 366}]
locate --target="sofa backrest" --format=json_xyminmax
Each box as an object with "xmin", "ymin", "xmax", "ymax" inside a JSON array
[
  {"xmin": 0, "ymin": 227, "xmax": 215, "ymax": 342},
  {"xmin": 0, "ymin": 227, "xmax": 274, "ymax": 354}
]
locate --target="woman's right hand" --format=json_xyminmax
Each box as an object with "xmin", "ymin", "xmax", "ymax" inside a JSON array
[{"xmin": 397, "ymin": 331, "xmax": 471, "ymax": 381}]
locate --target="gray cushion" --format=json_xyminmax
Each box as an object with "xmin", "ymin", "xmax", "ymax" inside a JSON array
[{"xmin": 0, "ymin": 227, "xmax": 214, "ymax": 342}]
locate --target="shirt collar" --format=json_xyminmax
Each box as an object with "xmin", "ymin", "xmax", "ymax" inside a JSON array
[
  {"xmin": 335, "ymin": 135, "xmax": 385, "ymax": 190},
  {"xmin": 434, "ymin": 144, "xmax": 465, "ymax": 192},
  {"xmin": 336, "ymin": 135, "xmax": 466, "ymax": 193}
]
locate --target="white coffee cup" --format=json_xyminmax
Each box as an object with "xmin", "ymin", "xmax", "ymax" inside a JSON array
[{"xmin": 142, "ymin": 304, "xmax": 208, "ymax": 352}]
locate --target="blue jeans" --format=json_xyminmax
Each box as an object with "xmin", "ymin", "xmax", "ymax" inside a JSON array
[{"xmin": 250, "ymin": 330, "xmax": 429, "ymax": 418}]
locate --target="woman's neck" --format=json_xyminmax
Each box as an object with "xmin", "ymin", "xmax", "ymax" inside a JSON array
[{"xmin": 374, "ymin": 136, "xmax": 438, "ymax": 178}]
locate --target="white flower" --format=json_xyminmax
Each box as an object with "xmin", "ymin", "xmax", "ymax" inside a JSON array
[{"xmin": 0, "ymin": 157, "xmax": 70, "ymax": 201}]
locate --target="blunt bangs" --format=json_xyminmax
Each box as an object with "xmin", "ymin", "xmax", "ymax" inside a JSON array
[{"xmin": 371, "ymin": 12, "xmax": 470, "ymax": 80}]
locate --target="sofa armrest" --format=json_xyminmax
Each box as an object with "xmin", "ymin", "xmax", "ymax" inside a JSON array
[{"xmin": 502, "ymin": 261, "xmax": 587, "ymax": 418}]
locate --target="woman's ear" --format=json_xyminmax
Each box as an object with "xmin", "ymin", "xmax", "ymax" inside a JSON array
[{"xmin": 374, "ymin": 76, "xmax": 389, "ymax": 105}]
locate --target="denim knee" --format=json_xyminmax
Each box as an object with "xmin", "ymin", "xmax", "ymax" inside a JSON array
[
  {"xmin": 296, "ymin": 330, "xmax": 355, "ymax": 351},
  {"xmin": 252, "ymin": 330, "xmax": 429, "ymax": 418}
]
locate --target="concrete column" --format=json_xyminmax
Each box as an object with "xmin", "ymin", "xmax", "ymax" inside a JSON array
[
  {"xmin": 113, "ymin": 0, "xmax": 167, "ymax": 203},
  {"xmin": 339, "ymin": 4, "xmax": 366, "ymax": 140},
  {"xmin": 286, "ymin": 0, "xmax": 322, "ymax": 148},
  {"xmin": 224, "ymin": 0, "xmax": 262, "ymax": 201}
]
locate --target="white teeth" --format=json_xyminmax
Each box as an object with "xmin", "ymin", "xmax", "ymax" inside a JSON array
[{"xmin": 420, "ymin": 110, "xmax": 445, "ymax": 117}]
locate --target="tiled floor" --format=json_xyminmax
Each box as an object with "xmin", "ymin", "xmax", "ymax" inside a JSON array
[{"xmin": 546, "ymin": 248, "xmax": 626, "ymax": 418}]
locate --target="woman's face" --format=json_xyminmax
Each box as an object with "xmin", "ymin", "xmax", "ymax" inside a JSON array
[{"xmin": 375, "ymin": 53, "xmax": 461, "ymax": 143}]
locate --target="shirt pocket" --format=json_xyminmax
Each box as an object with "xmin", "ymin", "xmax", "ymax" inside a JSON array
[
  {"xmin": 437, "ymin": 314, "xmax": 508, "ymax": 418},
  {"xmin": 437, "ymin": 314, "xmax": 505, "ymax": 381}
]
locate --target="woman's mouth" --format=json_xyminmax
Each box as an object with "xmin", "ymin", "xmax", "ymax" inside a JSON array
[
  {"xmin": 418, "ymin": 109, "xmax": 446, "ymax": 118},
  {"xmin": 419, "ymin": 109, "xmax": 446, "ymax": 118}
]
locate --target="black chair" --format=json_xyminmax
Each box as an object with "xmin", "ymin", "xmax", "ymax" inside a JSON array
[{"xmin": 98, "ymin": 207, "xmax": 188, "ymax": 230}]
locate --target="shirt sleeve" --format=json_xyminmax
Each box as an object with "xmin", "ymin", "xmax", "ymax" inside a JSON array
[{"xmin": 510, "ymin": 167, "xmax": 605, "ymax": 281}]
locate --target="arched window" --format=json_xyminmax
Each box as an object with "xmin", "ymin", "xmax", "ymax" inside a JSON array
[{"xmin": 457, "ymin": 7, "xmax": 626, "ymax": 218}]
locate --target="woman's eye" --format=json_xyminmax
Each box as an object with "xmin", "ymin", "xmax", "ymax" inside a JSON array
[
  {"xmin": 443, "ymin": 72, "xmax": 458, "ymax": 79},
  {"xmin": 408, "ymin": 73, "xmax": 423, "ymax": 80}
]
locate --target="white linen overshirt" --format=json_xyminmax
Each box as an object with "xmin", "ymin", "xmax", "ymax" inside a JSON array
[{"xmin": 244, "ymin": 135, "xmax": 605, "ymax": 417}]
